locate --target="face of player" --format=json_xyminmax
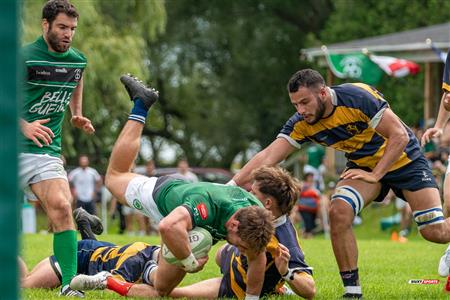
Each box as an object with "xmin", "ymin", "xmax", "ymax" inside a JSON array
[
  {"xmin": 250, "ymin": 182, "xmax": 270, "ymax": 208},
  {"xmin": 226, "ymin": 231, "xmax": 251, "ymax": 254},
  {"xmin": 289, "ymin": 86, "xmax": 327, "ymax": 125},
  {"xmin": 43, "ymin": 13, "xmax": 77, "ymax": 53}
]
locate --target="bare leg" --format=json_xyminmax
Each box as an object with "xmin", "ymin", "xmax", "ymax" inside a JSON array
[
  {"xmin": 31, "ymin": 179, "xmax": 74, "ymax": 232},
  {"xmin": 152, "ymin": 253, "xmax": 186, "ymax": 296},
  {"xmin": 21, "ymin": 257, "xmax": 60, "ymax": 288},
  {"xmin": 405, "ymin": 188, "xmax": 450, "ymax": 242},
  {"xmin": 170, "ymin": 278, "xmax": 221, "ymax": 298},
  {"xmin": 443, "ymin": 174, "xmax": 450, "ymax": 218},
  {"xmin": 105, "ymin": 120, "xmax": 144, "ymax": 203},
  {"xmin": 127, "ymin": 283, "xmax": 159, "ymax": 298}
]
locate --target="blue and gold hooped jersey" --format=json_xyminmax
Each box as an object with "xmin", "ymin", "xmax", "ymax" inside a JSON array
[
  {"xmin": 278, "ymin": 83, "xmax": 422, "ymax": 171},
  {"xmin": 87, "ymin": 242, "xmax": 159, "ymax": 283},
  {"xmin": 218, "ymin": 215, "xmax": 312, "ymax": 299},
  {"xmin": 443, "ymin": 49, "xmax": 450, "ymax": 93}
]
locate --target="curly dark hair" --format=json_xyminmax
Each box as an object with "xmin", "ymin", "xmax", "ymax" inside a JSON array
[
  {"xmin": 42, "ymin": 0, "xmax": 79, "ymax": 24},
  {"xmin": 252, "ymin": 166, "xmax": 300, "ymax": 215}
]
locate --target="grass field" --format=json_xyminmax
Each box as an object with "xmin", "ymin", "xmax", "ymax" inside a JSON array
[{"xmin": 21, "ymin": 203, "xmax": 450, "ymax": 299}]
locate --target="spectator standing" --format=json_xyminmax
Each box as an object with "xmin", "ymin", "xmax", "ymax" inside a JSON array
[
  {"xmin": 69, "ymin": 155, "xmax": 102, "ymax": 215},
  {"xmin": 297, "ymin": 173, "xmax": 320, "ymax": 239},
  {"xmin": 175, "ymin": 158, "xmax": 199, "ymax": 182}
]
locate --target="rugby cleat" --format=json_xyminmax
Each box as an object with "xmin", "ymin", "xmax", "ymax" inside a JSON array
[
  {"xmin": 438, "ymin": 246, "xmax": 450, "ymax": 277},
  {"xmin": 70, "ymin": 271, "xmax": 111, "ymax": 291},
  {"xmin": 73, "ymin": 207, "xmax": 103, "ymax": 235},
  {"xmin": 60, "ymin": 284, "xmax": 85, "ymax": 297},
  {"xmin": 120, "ymin": 74, "xmax": 159, "ymax": 109}
]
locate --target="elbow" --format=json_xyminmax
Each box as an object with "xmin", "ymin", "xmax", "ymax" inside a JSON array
[{"xmin": 158, "ymin": 219, "xmax": 172, "ymax": 236}]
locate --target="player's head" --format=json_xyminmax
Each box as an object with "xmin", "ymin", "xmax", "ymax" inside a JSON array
[
  {"xmin": 287, "ymin": 69, "xmax": 327, "ymax": 124},
  {"xmin": 251, "ymin": 166, "xmax": 300, "ymax": 216},
  {"xmin": 42, "ymin": 0, "xmax": 79, "ymax": 52},
  {"xmin": 226, "ymin": 206, "xmax": 273, "ymax": 254}
]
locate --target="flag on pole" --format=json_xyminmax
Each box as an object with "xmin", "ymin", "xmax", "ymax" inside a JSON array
[
  {"xmin": 426, "ymin": 39, "xmax": 447, "ymax": 63},
  {"xmin": 326, "ymin": 52, "xmax": 383, "ymax": 85},
  {"xmin": 368, "ymin": 54, "xmax": 420, "ymax": 78}
]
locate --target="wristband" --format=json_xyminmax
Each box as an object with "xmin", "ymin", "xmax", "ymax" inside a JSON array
[
  {"xmin": 180, "ymin": 253, "xmax": 199, "ymax": 272},
  {"xmin": 226, "ymin": 179, "xmax": 237, "ymax": 186},
  {"xmin": 245, "ymin": 293, "xmax": 259, "ymax": 300},
  {"xmin": 282, "ymin": 268, "xmax": 295, "ymax": 282}
]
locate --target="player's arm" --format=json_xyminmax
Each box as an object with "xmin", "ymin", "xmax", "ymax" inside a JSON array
[
  {"xmin": 69, "ymin": 76, "xmax": 95, "ymax": 134},
  {"xmin": 245, "ymin": 249, "xmax": 267, "ymax": 298},
  {"xmin": 275, "ymin": 243, "xmax": 316, "ymax": 299},
  {"xmin": 159, "ymin": 206, "xmax": 207, "ymax": 272},
  {"xmin": 232, "ymin": 138, "xmax": 295, "ymax": 187},
  {"xmin": 421, "ymin": 92, "xmax": 450, "ymax": 146}
]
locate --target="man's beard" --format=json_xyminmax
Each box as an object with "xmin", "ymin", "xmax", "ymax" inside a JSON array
[
  {"xmin": 46, "ymin": 29, "xmax": 70, "ymax": 52},
  {"xmin": 306, "ymin": 95, "xmax": 326, "ymax": 125}
]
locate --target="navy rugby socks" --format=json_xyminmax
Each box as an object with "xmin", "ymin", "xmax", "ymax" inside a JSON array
[{"xmin": 129, "ymin": 98, "xmax": 148, "ymax": 124}]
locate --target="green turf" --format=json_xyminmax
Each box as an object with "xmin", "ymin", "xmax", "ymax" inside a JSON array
[{"xmin": 21, "ymin": 203, "xmax": 450, "ymax": 299}]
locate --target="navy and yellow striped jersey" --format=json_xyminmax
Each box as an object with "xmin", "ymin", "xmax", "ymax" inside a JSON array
[
  {"xmin": 443, "ymin": 49, "xmax": 450, "ymax": 93},
  {"xmin": 81, "ymin": 241, "xmax": 159, "ymax": 283},
  {"xmin": 278, "ymin": 83, "xmax": 422, "ymax": 171},
  {"xmin": 218, "ymin": 215, "xmax": 312, "ymax": 299}
]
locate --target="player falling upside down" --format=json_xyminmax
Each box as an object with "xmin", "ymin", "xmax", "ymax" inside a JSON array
[
  {"xmin": 70, "ymin": 167, "xmax": 316, "ymax": 299},
  {"xmin": 88, "ymin": 74, "xmax": 274, "ymax": 299}
]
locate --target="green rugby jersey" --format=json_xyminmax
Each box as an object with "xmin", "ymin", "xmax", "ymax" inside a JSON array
[
  {"xmin": 21, "ymin": 36, "xmax": 87, "ymax": 156},
  {"xmin": 154, "ymin": 181, "xmax": 263, "ymax": 242}
]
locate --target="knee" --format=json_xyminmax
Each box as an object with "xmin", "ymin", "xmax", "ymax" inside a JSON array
[
  {"xmin": 329, "ymin": 203, "xmax": 354, "ymax": 231},
  {"xmin": 47, "ymin": 198, "xmax": 72, "ymax": 221},
  {"xmin": 420, "ymin": 224, "xmax": 448, "ymax": 243},
  {"xmin": 154, "ymin": 284, "xmax": 173, "ymax": 297}
]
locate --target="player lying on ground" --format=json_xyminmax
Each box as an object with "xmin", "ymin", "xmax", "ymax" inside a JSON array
[
  {"xmin": 71, "ymin": 167, "xmax": 316, "ymax": 299},
  {"xmin": 19, "ymin": 208, "xmax": 158, "ymax": 293},
  {"xmin": 101, "ymin": 74, "xmax": 274, "ymax": 298}
]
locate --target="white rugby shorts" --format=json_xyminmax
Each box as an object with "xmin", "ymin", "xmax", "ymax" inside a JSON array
[
  {"xmin": 125, "ymin": 176, "xmax": 163, "ymax": 222},
  {"xmin": 19, "ymin": 153, "xmax": 67, "ymax": 200}
]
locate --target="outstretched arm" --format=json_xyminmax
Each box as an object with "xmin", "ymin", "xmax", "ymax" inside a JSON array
[
  {"xmin": 69, "ymin": 76, "xmax": 95, "ymax": 134},
  {"xmin": 422, "ymin": 92, "xmax": 450, "ymax": 146},
  {"xmin": 232, "ymin": 138, "xmax": 295, "ymax": 187}
]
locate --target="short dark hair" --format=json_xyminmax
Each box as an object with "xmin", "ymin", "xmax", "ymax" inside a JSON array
[
  {"xmin": 252, "ymin": 166, "xmax": 300, "ymax": 215},
  {"xmin": 42, "ymin": 0, "xmax": 79, "ymax": 24},
  {"xmin": 287, "ymin": 69, "xmax": 325, "ymax": 93}
]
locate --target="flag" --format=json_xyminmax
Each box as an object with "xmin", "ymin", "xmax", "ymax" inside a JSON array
[
  {"xmin": 326, "ymin": 52, "xmax": 383, "ymax": 85},
  {"xmin": 368, "ymin": 54, "xmax": 420, "ymax": 78},
  {"xmin": 428, "ymin": 40, "xmax": 447, "ymax": 63}
]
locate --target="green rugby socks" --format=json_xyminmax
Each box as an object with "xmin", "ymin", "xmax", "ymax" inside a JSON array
[{"xmin": 54, "ymin": 230, "xmax": 78, "ymax": 286}]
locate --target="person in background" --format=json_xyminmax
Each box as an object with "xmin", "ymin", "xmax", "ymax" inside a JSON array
[
  {"xmin": 69, "ymin": 154, "xmax": 102, "ymax": 215},
  {"xmin": 296, "ymin": 173, "xmax": 320, "ymax": 239},
  {"xmin": 303, "ymin": 144, "xmax": 326, "ymax": 191},
  {"xmin": 175, "ymin": 158, "xmax": 199, "ymax": 182}
]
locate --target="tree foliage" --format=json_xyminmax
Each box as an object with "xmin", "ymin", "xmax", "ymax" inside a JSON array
[{"xmin": 319, "ymin": 0, "xmax": 450, "ymax": 126}]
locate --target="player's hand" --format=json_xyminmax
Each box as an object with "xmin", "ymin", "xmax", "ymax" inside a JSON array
[
  {"xmin": 274, "ymin": 243, "xmax": 290, "ymax": 276},
  {"xmin": 341, "ymin": 169, "xmax": 379, "ymax": 183},
  {"xmin": 20, "ymin": 118, "xmax": 54, "ymax": 147},
  {"xmin": 184, "ymin": 256, "xmax": 209, "ymax": 273},
  {"xmin": 421, "ymin": 127, "xmax": 442, "ymax": 146},
  {"xmin": 71, "ymin": 115, "xmax": 95, "ymax": 134}
]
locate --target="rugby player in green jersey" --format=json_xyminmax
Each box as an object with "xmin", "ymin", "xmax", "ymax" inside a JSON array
[
  {"xmin": 20, "ymin": 0, "xmax": 94, "ymax": 297},
  {"xmin": 100, "ymin": 74, "xmax": 274, "ymax": 300}
]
